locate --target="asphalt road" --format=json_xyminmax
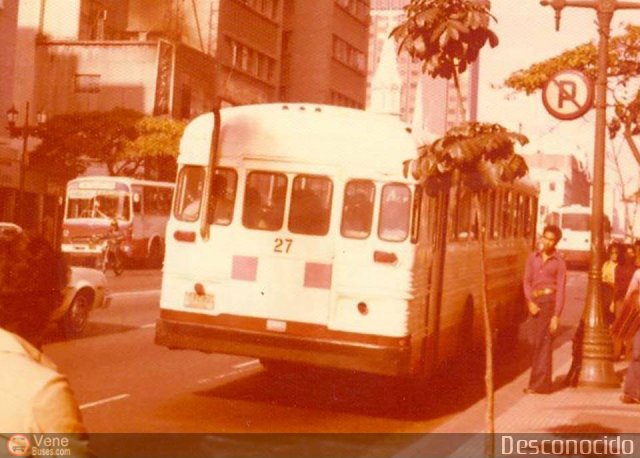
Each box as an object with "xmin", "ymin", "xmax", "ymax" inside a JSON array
[{"xmin": 42, "ymin": 268, "xmax": 588, "ymax": 438}]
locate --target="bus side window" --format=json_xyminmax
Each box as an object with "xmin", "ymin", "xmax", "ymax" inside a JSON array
[
  {"xmin": 341, "ymin": 180, "xmax": 375, "ymax": 239},
  {"xmin": 208, "ymin": 168, "xmax": 237, "ymax": 226},
  {"xmin": 378, "ymin": 183, "xmax": 411, "ymax": 242},
  {"xmin": 288, "ymin": 175, "xmax": 333, "ymax": 236},
  {"xmin": 174, "ymin": 166, "xmax": 205, "ymax": 222},
  {"xmin": 242, "ymin": 171, "xmax": 287, "ymax": 231},
  {"xmin": 132, "ymin": 190, "xmax": 142, "ymax": 214}
]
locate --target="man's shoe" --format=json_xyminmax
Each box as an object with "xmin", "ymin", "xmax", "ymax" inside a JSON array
[
  {"xmin": 620, "ymin": 394, "xmax": 640, "ymax": 404},
  {"xmin": 523, "ymin": 387, "xmax": 551, "ymax": 394}
]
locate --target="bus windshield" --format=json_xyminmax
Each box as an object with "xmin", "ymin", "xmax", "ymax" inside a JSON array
[
  {"xmin": 562, "ymin": 213, "xmax": 589, "ymax": 231},
  {"xmin": 66, "ymin": 189, "xmax": 131, "ymax": 221}
]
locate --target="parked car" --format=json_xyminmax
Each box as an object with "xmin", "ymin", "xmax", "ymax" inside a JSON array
[
  {"xmin": 0, "ymin": 222, "xmax": 111, "ymax": 337},
  {"xmin": 51, "ymin": 266, "xmax": 112, "ymax": 337}
]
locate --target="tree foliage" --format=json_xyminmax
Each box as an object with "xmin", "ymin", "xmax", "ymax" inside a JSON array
[
  {"xmin": 390, "ymin": 0, "xmax": 498, "ymax": 80},
  {"xmin": 33, "ymin": 108, "xmax": 185, "ymax": 180},
  {"xmin": 410, "ymin": 121, "xmax": 530, "ymax": 188},
  {"xmin": 504, "ymin": 25, "xmax": 640, "ymax": 163}
]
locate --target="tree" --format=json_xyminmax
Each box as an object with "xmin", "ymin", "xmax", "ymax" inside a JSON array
[
  {"xmin": 32, "ymin": 108, "xmax": 185, "ymax": 181},
  {"xmin": 390, "ymin": 0, "xmax": 498, "ymax": 121},
  {"xmin": 393, "ymin": 1, "xmax": 529, "ymax": 448},
  {"xmin": 504, "ymin": 24, "xmax": 640, "ymax": 166}
]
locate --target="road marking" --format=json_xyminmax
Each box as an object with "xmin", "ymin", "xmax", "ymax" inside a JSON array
[
  {"xmin": 139, "ymin": 323, "xmax": 156, "ymax": 329},
  {"xmin": 233, "ymin": 360, "xmax": 260, "ymax": 369},
  {"xmin": 80, "ymin": 394, "xmax": 130, "ymax": 410},
  {"xmin": 110, "ymin": 289, "xmax": 161, "ymax": 299},
  {"xmin": 196, "ymin": 363, "xmax": 261, "ymax": 385}
]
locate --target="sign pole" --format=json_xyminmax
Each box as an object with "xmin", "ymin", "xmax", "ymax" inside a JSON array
[{"xmin": 541, "ymin": 0, "xmax": 640, "ymax": 387}]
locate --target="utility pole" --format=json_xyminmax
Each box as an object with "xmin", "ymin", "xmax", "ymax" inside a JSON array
[{"xmin": 540, "ymin": 0, "xmax": 640, "ymax": 387}]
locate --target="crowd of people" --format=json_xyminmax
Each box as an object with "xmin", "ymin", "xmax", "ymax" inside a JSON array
[{"xmin": 601, "ymin": 240, "xmax": 640, "ymax": 403}]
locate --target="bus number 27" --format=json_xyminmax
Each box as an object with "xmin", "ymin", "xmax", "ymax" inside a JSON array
[{"xmin": 274, "ymin": 238, "xmax": 293, "ymax": 253}]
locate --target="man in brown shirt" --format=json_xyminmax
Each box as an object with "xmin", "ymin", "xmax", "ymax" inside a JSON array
[{"xmin": 522, "ymin": 224, "xmax": 567, "ymax": 394}]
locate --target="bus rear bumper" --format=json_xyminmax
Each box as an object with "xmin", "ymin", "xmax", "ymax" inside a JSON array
[{"xmin": 155, "ymin": 313, "xmax": 415, "ymax": 377}]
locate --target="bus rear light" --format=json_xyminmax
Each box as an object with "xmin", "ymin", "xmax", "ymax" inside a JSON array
[
  {"xmin": 357, "ymin": 302, "xmax": 369, "ymax": 316},
  {"xmin": 194, "ymin": 283, "xmax": 205, "ymax": 296},
  {"xmin": 373, "ymin": 251, "xmax": 398, "ymax": 264},
  {"xmin": 174, "ymin": 230, "xmax": 196, "ymax": 242}
]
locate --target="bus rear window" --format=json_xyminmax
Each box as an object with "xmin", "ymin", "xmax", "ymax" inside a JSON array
[
  {"xmin": 175, "ymin": 166, "xmax": 205, "ymax": 222},
  {"xmin": 208, "ymin": 168, "xmax": 237, "ymax": 226},
  {"xmin": 243, "ymin": 172, "xmax": 287, "ymax": 231},
  {"xmin": 288, "ymin": 175, "xmax": 333, "ymax": 236},
  {"xmin": 341, "ymin": 180, "xmax": 375, "ymax": 239},
  {"xmin": 562, "ymin": 214, "xmax": 589, "ymax": 231},
  {"xmin": 378, "ymin": 183, "xmax": 411, "ymax": 242}
]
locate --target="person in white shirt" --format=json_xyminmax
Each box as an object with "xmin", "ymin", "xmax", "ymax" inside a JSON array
[{"xmin": 0, "ymin": 232, "xmax": 90, "ymax": 455}]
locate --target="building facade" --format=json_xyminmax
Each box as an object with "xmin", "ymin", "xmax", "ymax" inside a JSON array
[
  {"xmin": 280, "ymin": 0, "xmax": 369, "ymax": 108},
  {"xmin": 523, "ymin": 152, "xmax": 591, "ymax": 234},
  {"xmin": 2, "ymin": 0, "xmax": 369, "ymax": 236}
]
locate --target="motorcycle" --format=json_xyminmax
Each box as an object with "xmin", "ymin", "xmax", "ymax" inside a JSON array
[{"xmin": 89, "ymin": 232, "xmax": 124, "ymax": 276}]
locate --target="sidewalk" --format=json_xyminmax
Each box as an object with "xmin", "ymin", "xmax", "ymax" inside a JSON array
[{"xmin": 398, "ymin": 340, "xmax": 640, "ymax": 457}]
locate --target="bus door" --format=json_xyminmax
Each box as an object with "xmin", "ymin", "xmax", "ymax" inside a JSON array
[
  {"xmin": 332, "ymin": 180, "xmax": 415, "ymax": 338},
  {"xmin": 239, "ymin": 172, "xmax": 335, "ymax": 326}
]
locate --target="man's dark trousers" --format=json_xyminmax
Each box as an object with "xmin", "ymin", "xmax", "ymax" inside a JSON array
[
  {"xmin": 528, "ymin": 295, "xmax": 555, "ymax": 393},
  {"xmin": 623, "ymin": 330, "xmax": 640, "ymax": 399}
]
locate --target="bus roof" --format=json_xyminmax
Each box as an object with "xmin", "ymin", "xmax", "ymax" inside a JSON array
[
  {"xmin": 178, "ymin": 104, "xmax": 418, "ymax": 180},
  {"xmin": 67, "ymin": 176, "xmax": 174, "ymax": 189}
]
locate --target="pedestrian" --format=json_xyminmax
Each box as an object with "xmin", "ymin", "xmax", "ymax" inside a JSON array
[
  {"xmin": 522, "ymin": 224, "xmax": 567, "ymax": 394},
  {"xmin": 602, "ymin": 243, "xmax": 620, "ymax": 325},
  {"xmin": 0, "ymin": 231, "xmax": 91, "ymax": 455},
  {"xmin": 613, "ymin": 245, "xmax": 637, "ymax": 359},
  {"xmin": 620, "ymin": 266, "xmax": 640, "ymax": 404}
]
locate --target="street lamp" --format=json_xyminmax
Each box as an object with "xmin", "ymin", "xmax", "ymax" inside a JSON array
[
  {"xmin": 5, "ymin": 101, "xmax": 47, "ymax": 226},
  {"xmin": 541, "ymin": 0, "xmax": 640, "ymax": 387}
]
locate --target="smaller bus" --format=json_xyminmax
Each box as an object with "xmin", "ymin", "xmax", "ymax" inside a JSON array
[
  {"xmin": 61, "ymin": 176, "xmax": 174, "ymax": 267},
  {"xmin": 546, "ymin": 204, "xmax": 610, "ymax": 268}
]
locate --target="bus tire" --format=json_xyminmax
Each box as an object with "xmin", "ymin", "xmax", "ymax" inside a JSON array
[{"xmin": 147, "ymin": 238, "xmax": 164, "ymax": 268}]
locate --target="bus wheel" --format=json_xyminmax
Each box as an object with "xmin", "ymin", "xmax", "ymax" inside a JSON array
[{"xmin": 146, "ymin": 238, "xmax": 164, "ymax": 268}]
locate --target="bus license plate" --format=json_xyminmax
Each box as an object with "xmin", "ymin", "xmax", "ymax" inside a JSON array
[{"xmin": 184, "ymin": 292, "xmax": 215, "ymax": 310}]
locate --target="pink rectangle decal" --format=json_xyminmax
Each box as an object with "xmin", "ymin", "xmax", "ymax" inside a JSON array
[
  {"xmin": 232, "ymin": 256, "xmax": 258, "ymax": 281},
  {"xmin": 304, "ymin": 262, "xmax": 332, "ymax": 289}
]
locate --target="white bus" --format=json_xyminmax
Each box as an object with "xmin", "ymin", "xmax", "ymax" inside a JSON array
[
  {"xmin": 155, "ymin": 104, "xmax": 538, "ymax": 377},
  {"xmin": 61, "ymin": 176, "xmax": 174, "ymax": 267},
  {"xmin": 545, "ymin": 204, "xmax": 610, "ymax": 268}
]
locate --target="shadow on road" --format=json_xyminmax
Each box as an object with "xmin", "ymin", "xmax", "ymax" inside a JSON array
[{"xmin": 194, "ymin": 325, "xmax": 576, "ymax": 423}]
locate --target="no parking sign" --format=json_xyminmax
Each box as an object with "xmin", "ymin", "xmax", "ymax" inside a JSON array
[{"xmin": 542, "ymin": 70, "xmax": 594, "ymax": 120}]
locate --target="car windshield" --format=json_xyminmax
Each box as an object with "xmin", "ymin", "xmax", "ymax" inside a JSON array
[{"xmin": 66, "ymin": 190, "xmax": 131, "ymax": 221}]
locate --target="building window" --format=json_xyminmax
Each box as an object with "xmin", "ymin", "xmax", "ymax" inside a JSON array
[
  {"xmin": 330, "ymin": 90, "xmax": 363, "ymax": 109},
  {"xmin": 549, "ymin": 182, "xmax": 556, "ymax": 191},
  {"xmin": 227, "ymin": 37, "xmax": 275, "ymax": 83},
  {"xmin": 74, "ymin": 74, "xmax": 101, "ymax": 93},
  {"xmin": 335, "ymin": 0, "xmax": 369, "ymax": 23},
  {"xmin": 332, "ymin": 36, "xmax": 366, "ymax": 73},
  {"xmin": 236, "ymin": 0, "xmax": 279, "ymax": 19}
]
